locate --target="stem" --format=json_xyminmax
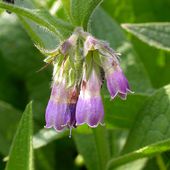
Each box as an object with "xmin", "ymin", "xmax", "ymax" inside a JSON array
[
  {"xmin": 93, "ymin": 126, "xmax": 111, "ymax": 170},
  {"xmin": 156, "ymin": 155, "xmax": 167, "ymax": 170}
]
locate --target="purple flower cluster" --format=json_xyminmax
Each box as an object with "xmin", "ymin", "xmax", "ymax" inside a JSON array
[{"xmin": 45, "ymin": 29, "xmax": 132, "ymax": 134}]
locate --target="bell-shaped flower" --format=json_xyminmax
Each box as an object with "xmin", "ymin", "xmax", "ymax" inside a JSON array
[
  {"xmin": 76, "ymin": 69, "xmax": 104, "ymax": 127},
  {"xmin": 45, "ymin": 62, "xmax": 78, "ymax": 132},
  {"xmin": 105, "ymin": 65, "xmax": 132, "ymax": 100}
]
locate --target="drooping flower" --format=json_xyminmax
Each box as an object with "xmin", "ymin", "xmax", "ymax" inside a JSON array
[
  {"xmin": 76, "ymin": 69, "xmax": 104, "ymax": 127},
  {"xmin": 105, "ymin": 65, "xmax": 132, "ymax": 100},
  {"xmin": 83, "ymin": 34, "xmax": 133, "ymax": 100},
  {"xmin": 44, "ymin": 28, "xmax": 133, "ymax": 134}
]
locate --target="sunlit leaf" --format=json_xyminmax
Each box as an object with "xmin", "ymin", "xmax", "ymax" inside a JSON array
[{"xmin": 122, "ymin": 23, "xmax": 170, "ymax": 51}]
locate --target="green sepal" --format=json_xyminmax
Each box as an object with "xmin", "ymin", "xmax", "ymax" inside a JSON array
[{"xmin": 85, "ymin": 52, "xmax": 93, "ymax": 81}]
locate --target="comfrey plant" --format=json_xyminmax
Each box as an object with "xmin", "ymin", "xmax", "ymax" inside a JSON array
[{"xmin": 45, "ymin": 28, "xmax": 132, "ymax": 135}]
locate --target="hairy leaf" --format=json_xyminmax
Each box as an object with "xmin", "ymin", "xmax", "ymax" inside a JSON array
[{"xmin": 122, "ymin": 23, "xmax": 170, "ymax": 51}]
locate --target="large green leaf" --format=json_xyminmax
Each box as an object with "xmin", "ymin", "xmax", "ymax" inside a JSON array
[
  {"xmin": 107, "ymin": 84, "xmax": 170, "ymax": 169},
  {"xmin": 61, "ymin": 0, "xmax": 103, "ymax": 28},
  {"xmin": 0, "ymin": 1, "xmax": 73, "ymax": 49},
  {"xmin": 122, "ymin": 23, "xmax": 170, "ymax": 52},
  {"xmin": 5, "ymin": 102, "xmax": 33, "ymax": 170},
  {"xmin": 14, "ymin": 0, "xmax": 70, "ymax": 50},
  {"xmin": 88, "ymin": 9, "xmax": 153, "ymax": 95}
]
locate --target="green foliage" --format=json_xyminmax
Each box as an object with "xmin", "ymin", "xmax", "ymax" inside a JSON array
[
  {"xmin": 122, "ymin": 23, "xmax": 170, "ymax": 51},
  {"xmin": 61, "ymin": 0, "xmax": 103, "ymax": 28},
  {"xmin": 107, "ymin": 85, "xmax": 170, "ymax": 169},
  {"xmin": 0, "ymin": 0, "xmax": 170, "ymax": 170},
  {"xmin": 5, "ymin": 102, "xmax": 33, "ymax": 170}
]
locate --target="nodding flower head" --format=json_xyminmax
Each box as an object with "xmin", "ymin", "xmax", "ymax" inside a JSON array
[{"xmin": 44, "ymin": 28, "xmax": 133, "ymax": 135}]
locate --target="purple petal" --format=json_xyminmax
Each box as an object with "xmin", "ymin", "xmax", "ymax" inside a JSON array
[
  {"xmin": 88, "ymin": 97, "xmax": 104, "ymax": 127},
  {"xmin": 76, "ymin": 96, "xmax": 104, "ymax": 127},
  {"xmin": 106, "ymin": 73, "xmax": 119, "ymax": 99},
  {"xmin": 75, "ymin": 97, "xmax": 88, "ymax": 125},
  {"xmin": 114, "ymin": 69, "xmax": 130, "ymax": 94},
  {"xmin": 45, "ymin": 99, "xmax": 68, "ymax": 131},
  {"xmin": 106, "ymin": 67, "xmax": 132, "ymax": 99},
  {"xmin": 45, "ymin": 84, "xmax": 70, "ymax": 131}
]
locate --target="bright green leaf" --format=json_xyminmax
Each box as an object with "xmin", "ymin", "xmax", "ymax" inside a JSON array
[
  {"xmin": 33, "ymin": 129, "xmax": 66, "ymax": 149},
  {"xmin": 107, "ymin": 139, "xmax": 170, "ymax": 170},
  {"xmin": 122, "ymin": 23, "xmax": 170, "ymax": 51},
  {"xmin": 5, "ymin": 102, "xmax": 34, "ymax": 170}
]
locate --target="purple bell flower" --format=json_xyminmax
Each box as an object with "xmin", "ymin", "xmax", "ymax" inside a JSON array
[
  {"xmin": 45, "ymin": 83, "xmax": 77, "ymax": 132},
  {"xmin": 76, "ymin": 70, "xmax": 104, "ymax": 127},
  {"xmin": 106, "ymin": 65, "xmax": 132, "ymax": 100}
]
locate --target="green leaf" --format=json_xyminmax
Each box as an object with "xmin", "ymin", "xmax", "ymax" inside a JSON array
[
  {"xmin": 33, "ymin": 129, "xmax": 66, "ymax": 149},
  {"xmin": 88, "ymin": 8, "xmax": 153, "ymax": 94},
  {"xmin": 103, "ymin": 94, "xmax": 148, "ymax": 129},
  {"xmin": 0, "ymin": 2, "xmax": 73, "ymax": 42},
  {"xmin": 107, "ymin": 140, "xmax": 170, "ymax": 170},
  {"xmin": 74, "ymin": 126, "xmax": 110, "ymax": 170},
  {"xmin": 0, "ymin": 15, "xmax": 42, "ymax": 78},
  {"xmin": 107, "ymin": 84, "xmax": 170, "ymax": 169},
  {"xmin": 61, "ymin": 0, "xmax": 103, "ymax": 28},
  {"xmin": 0, "ymin": 101, "xmax": 21, "ymax": 155},
  {"xmin": 74, "ymin": 134, "xmax": 100, "ymax": 170},
  {"xmin": 5, "ymin": 102, "xmax": 34, "ymax": 170},
  {"xmin": 122, "ymin": 23, "xmax": 170, "ymax": 51}
]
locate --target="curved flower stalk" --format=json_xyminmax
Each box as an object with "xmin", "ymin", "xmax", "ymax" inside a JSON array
[{"xmin": 45, "ymin": 28, "xmax": 133, "ymax": 134}]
